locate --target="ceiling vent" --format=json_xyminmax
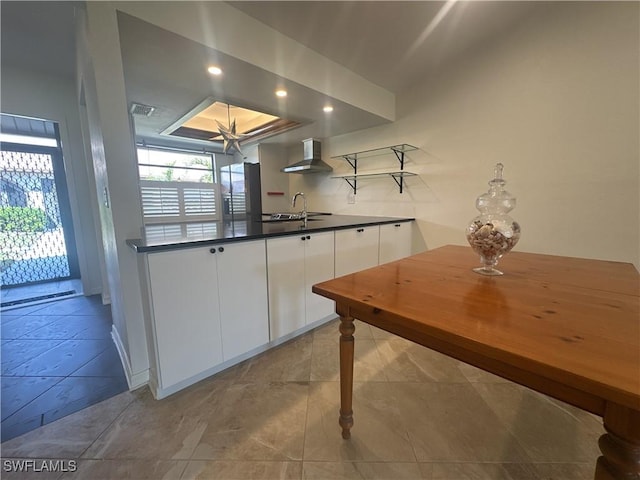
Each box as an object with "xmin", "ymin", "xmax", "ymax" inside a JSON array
[{"xmin": 130, "ymin": 103, "xmax": 156, "ymax": 117}]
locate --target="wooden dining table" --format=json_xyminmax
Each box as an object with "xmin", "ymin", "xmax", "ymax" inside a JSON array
[{"xmin": 312, "ymin": 245, "xmax": 640, "ymax": 480}]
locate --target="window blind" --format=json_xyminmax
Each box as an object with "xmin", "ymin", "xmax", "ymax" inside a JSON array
[{"xmin": 140, "ymin": 180, "xmax": 220, "ymax": 224}]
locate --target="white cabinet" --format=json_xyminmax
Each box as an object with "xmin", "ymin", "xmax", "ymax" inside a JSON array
[
  {"xmin": 334, "ymin": 226, "xmax": 380, "ymax": 277},
  {"xmin": 147, "ymin": 247, "xmax": 223, "ymax": 390},
  {"xmin": 379, "ymin": 222, "xmax": 413, "ymax": 264},
  {"xmin": 267, "ymin": 231, "xmax": 335, "ymax": 340},
  {"xmin": 304, "ymin": 231, "xmax": 336, "ymax": 323},
  {"xmin": 216, "ymin": 241, "xmax": 270, "ymax": 360},
  {"xmin": 147, "ymin": 239, "xmax": 269, "ymax": 393}
]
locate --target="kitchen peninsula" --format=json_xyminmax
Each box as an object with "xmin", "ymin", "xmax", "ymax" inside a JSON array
[
  {"xmin": 127, "ymin": 214, "xmax": 412, "ymax": 252},
  {"xmin": 128, "ymin": 215, "xmax": 416, "ymax": 399}
]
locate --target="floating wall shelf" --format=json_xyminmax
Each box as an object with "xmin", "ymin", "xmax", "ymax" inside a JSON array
[{"xmin": 331, "ymin": 144, "xmax": 418, "ymax": 194}]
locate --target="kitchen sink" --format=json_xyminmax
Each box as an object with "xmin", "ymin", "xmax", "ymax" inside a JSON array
[
  {"xmin": 259, "ymin": 217, "xmax": 322, "ymax": 223},
  {"xmin": 259, "ymin": 212, "xmax": 331, "ymax": 222}
]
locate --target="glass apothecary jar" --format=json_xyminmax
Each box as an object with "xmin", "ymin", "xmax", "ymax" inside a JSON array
[{"xmin": 466, "ymin": 163, "xmax": 521, "ymax": 275}]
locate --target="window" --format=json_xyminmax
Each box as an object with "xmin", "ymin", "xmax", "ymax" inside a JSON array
[
  {"xmin": 136, "ymin": 147, "xmax": 220, "ymax": 224},
  {"xmin": 137, "ymin": 147, "xmax": 214, "ymax": 183}
]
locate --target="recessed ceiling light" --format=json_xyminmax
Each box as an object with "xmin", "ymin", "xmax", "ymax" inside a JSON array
[
  {"xmin": 275, "ymin": 89, "xmax": 287, "ymax": 98},
  {"xmin": 323, "ymin": 105, "xmax": 334, "ymax": 113},
  {"xmin": 207, "ymin": 66, "xmax": 222, "ymax": 75}
]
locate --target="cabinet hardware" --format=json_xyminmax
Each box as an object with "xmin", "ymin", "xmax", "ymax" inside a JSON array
[
  {"xmin": 209, "ymin": 248, "xmax": 216, "ymax": 253},
  {"xmin": 394, "ymin": 224, "xmax": 401, "ymax": 227},
  {"xmin": 357, "ymin": 228, "xmax": 364, "ymax": 233},
  {"xmin": 301, "ymin": 236, "xmax": 306, "ymax": 241},
  {"xmin": 218, "ymin": 247, "xmax": 224, "ymax": 252},
  {"xmin": 306, "ymin": 235, "xmax": 311, "ymax": 240}
]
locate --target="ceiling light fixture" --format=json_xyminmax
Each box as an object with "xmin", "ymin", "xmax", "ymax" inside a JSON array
[
  {"xmin": 207, "ymin": 66, "xmax": 222, "ymax": 75},
  {"xmin": 275, "ymin": 89, "xmax": 287, "ymax": 98},
  {"xmin": 323, "ymin": 105, "xmax": 334, "ymax": 113}
]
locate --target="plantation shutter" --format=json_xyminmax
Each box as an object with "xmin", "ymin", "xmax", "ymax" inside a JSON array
[{"xmin": 140, "ymin": 180, "xmax": 220, "ymax": 224}]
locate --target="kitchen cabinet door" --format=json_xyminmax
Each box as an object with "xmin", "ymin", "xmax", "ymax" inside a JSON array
[
  {"xmin": 216, "ymin": 240, "xmax": 269, "ymax": 361},
  {"xmin": 379, "ymin": 222, "xmax": 413, "ymax": 264},
  {"xmin": 304, "ymin": 230, "xmax": 335, "ymax": 324},
  {"xmin": 266, "ymin": 235, "xmax": 306, "ymax": 340},
  {"xmin": 147, "ymin": 247, "xmax": 223, "ymax": 389},
  {"xmin": 334, "ymin": 226, "xmax": 380, "ymax": 277}
]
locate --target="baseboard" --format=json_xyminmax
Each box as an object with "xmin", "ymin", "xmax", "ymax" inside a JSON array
[
  {"xmin": 151, "ymin": 341, "xmax": 273, "ymax": 400},
  {"xmin": 270, "ymin": 313, "xmax": 338, "ymax": 347},
  {"xmin": 101, "ymin": 292, "xmax": 111, "ymax": 305},
  {"xmin": 111, "ymin": 325, "xmax": 148, "ymax": 391}
]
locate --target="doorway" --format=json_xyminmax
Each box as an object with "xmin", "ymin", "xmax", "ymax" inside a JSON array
[{"xmin": 0, "ymin": 114, "xmax": 80, "ymax": 307}]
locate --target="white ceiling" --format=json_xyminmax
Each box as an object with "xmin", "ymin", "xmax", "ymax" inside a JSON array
[
  {"xmin": 1, "ymin": 1, "xmax": 545, "ymax": 149},
  {"xmin": 228, "ymin": 1, "xmax": 541, "ymax": 93}
]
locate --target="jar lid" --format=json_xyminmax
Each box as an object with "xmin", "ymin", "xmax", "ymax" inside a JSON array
[{"xmin": 476, "ymin": 163, "xmax": 516, "ymax": 213}]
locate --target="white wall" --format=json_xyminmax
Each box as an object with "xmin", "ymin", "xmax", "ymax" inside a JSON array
[
  {"xmin": 236, "ymin": 143, "xmax": 290, "ymax": 214},
  {"xmin": 291, "ymin": 2, "xmax": 639, "ymax": 270},
  {"xmin": 257, "ymin": 144, "xmax": 290, "ymax": 213},
  {"xmin": 77, "ymin": 4, "xmax": 150, "ymax": 388},
  {"xmin": 0, "ymin": 65, "xmax": 104, "ymax": 296}
]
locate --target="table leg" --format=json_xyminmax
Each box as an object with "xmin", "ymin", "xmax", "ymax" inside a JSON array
[
  {"xmin": 594, "ymin": 402, "xmax": 640, "ymax": 479},
  {"xmin": 338, "ymin": 307, "xmax": 355, "ymax": 439}
]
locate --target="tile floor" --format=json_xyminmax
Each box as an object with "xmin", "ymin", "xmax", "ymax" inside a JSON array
[
  {"xmin": 0, "ymin": 318, "xmax": 602, "ymax": 479},
  {"xmin": 1, "ymin": 294, "xmax": 129, "ymax": 442}
]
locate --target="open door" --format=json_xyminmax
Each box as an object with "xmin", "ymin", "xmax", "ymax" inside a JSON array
[{"xmin": 0, "ymin": 115, "xmax": 80, "ymax": 302}]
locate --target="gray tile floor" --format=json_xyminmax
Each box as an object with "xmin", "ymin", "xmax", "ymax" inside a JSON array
[
  {"xmin": 1, "ymin": 294, "xmax": 128, "ymax": 442},
  {"xmin": 0, "ymin": 318, "xmax": 602, "ymax": 479}
]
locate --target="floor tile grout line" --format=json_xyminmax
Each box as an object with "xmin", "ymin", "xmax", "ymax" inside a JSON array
[
  {"xmin": 467, "ymin": 381, "xmax": 540, "ymax": 466},
  {"xmin": 1, "ymin": 314, "xmax": 69, "ymax": 341},
  {"xmin": 13, "ymin": 317, "xmax": 111, "ymax": 342},
  {"xmin": 299, "ymin": 328, "xmax": 318, "ymax": 471},
  {"xmin": 1, "ymin": 339, "xmax": 67, "ymax": 375},
  {"xmin": 1, "ymin": 375, "xmax": 68, "ymax": 425},
  {"xmin": 62, "ymin": 342, "xmax": 115, "ymax": 380},
  {"xmin": 1, "ymin": 375, "xmax": 128, "ymax": 432},
  {"xmin": 75, "ymin": 391, "xmax": 140, "ymax": 461},
  {"xmin": 2, "ymin": 337, "xmax": 113, "ymax": 378},
  {"xmin": 370, "ymin": 336, "xmax": 422, "ymax": 465}
]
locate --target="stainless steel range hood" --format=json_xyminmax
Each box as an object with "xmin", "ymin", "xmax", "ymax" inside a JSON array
[{"xmin": 282, "ymin": 138, "xmax": 333, "ymax": 174}]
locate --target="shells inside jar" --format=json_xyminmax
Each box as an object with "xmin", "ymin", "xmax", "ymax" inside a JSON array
[{"xmin": 466, "ymin": 218, "xmax": 521, "ymax": 274}]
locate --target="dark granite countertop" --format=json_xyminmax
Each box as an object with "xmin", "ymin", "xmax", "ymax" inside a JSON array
[{"xmin": 127, "ymin": 215, "xmax": 414, "ymax": 253}]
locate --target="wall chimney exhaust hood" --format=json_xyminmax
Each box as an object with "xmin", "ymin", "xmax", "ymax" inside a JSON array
[{"xmin": 282, "ymin": 138, "xmax": 333, "ymax": 174}]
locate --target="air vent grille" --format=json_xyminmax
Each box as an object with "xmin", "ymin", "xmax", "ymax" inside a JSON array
[{"xmin": 130, "ymin": 103, "xmax": 156, "ymax": 117}]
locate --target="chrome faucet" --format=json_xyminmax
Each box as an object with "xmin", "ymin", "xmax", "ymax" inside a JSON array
[{"xmin": 292, "ymin": 192, "xmax": 307, "ymax": 225}]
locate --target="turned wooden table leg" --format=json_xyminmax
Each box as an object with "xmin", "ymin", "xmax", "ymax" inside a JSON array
[
  {"xmin": 337, "ymin": 305, "xmax": 355, "ymax": 439},
  {"xmin": 594, "ymin": 402, "xmax": 640, "ymax": 479}
]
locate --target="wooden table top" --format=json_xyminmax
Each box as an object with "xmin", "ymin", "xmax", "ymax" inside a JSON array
[{"xmin": 313, "ymin": 245, "xmax": 640, "ymax": 414}]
